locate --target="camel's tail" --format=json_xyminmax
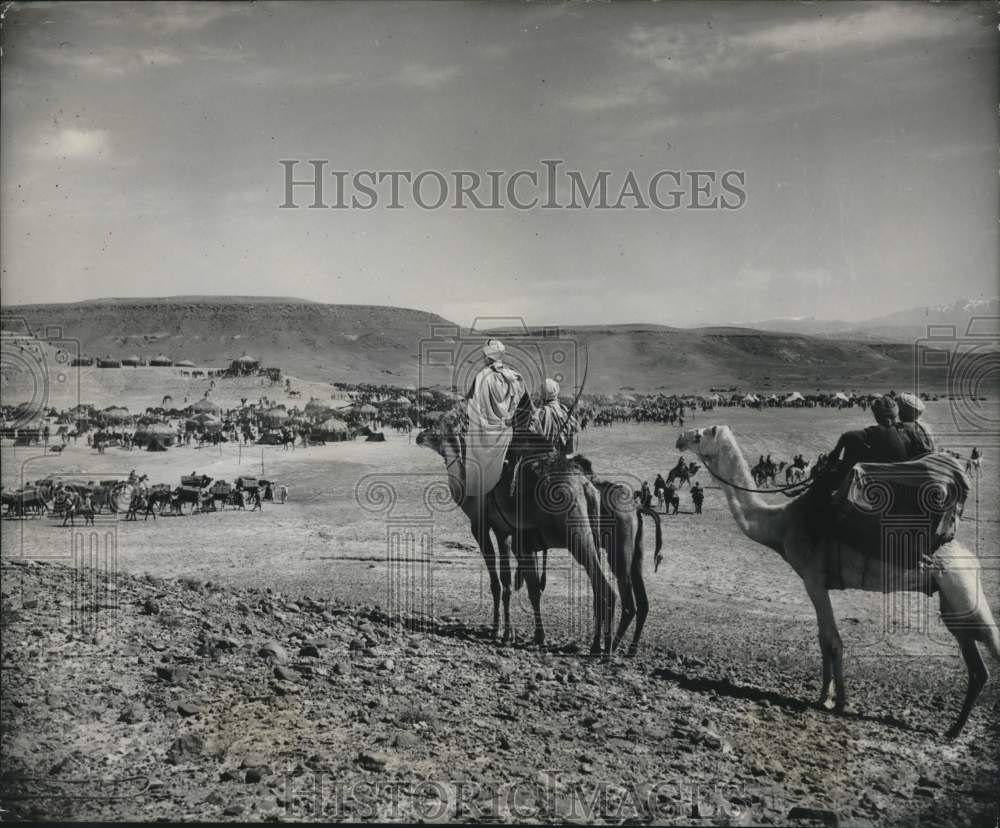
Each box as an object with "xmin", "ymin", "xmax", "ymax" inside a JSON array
[{"xmin": 636, "ymin": 506, "xmax": 664, "ymax": 572}]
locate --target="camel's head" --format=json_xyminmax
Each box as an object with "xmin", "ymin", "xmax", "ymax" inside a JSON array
[
  {"xmin": 676, "ymin": 425, "xmax": 729, "ymax": 460},
  {"xmin": 416, "ymin": 403, "xmax": 468, "ymax": 460}
]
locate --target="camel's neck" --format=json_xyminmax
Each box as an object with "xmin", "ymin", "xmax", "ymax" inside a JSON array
[
  {"xmin": 437, "ymin": 439, "xmax": 466, "ymax": 505},
  {"xmin": 705, "ymin": 436, "xmax": 788, "ymax": 551}
]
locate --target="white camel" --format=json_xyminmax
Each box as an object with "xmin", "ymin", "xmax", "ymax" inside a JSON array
[{"xmin": 676, "ymin": 425, "xmax": 1000, "ymax": 738}]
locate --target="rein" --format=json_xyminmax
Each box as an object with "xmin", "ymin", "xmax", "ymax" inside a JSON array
[
  {"xmin": 703, "ymin": 463, "xmax": 814, "ymax": 496},
  {"xmin": 555, "ymin": 344, "xmax": 589, "ymax": 447}
]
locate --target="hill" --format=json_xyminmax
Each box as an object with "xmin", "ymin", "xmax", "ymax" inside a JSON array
[
  {"xmin": 1, "ymin": 297, "xmax": 954, "ymax": 396},
  {"xmin": 2, "ymin": 298, "xmax": 450, "ymax": 384}
]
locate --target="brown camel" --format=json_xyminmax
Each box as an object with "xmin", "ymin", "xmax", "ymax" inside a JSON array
[
  {"xmin": 677, "ymin": 425, "xmax": 1000, "ymax": 738},
  {"xmin": 417, "ymin": 407, "xmax": 662, "ymax": 655}
]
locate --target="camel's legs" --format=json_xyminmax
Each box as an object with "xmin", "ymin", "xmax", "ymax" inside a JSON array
[
  {"xmin": 566, "ymin": 520, "xmax": 614, "ymax": 654},
  {"xmin": 934, "ymin": 541, "xmax": 1000, "ymax": 737},
  {"xmin": 515, "ymin": 537, "xmax": 545, "ymax": 645},
  {"xmin": 610, "ymin": 571, "xmax": 636, "ymax": 654},
  {"xmin": 497, "ymin": 532, "xmax": 514, "ymax": 644},
  {"xmin": 471, "ymin": 520, "xmax": 502, "ymax": 640},
  {"xmin": 627, "ymin": 554, "xmax": 649, "ymax": 657},
  {"xmin": 939, "ymin": 588, "xmax": 990, "ymax": 739},
  {"xmin": 947, "ymin": 634, "xmax": 988, "ymax": 740},
  {"xmin": 805, "ymin": 582, "xmax": 845, "ymax": 711}
]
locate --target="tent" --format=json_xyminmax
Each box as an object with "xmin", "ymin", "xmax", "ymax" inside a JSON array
[
  {"xmin": 176, "ymin": 360, "xmax": 196, "ymax": 368},
  {"xmin": 190, "ymin": 397, "xmax": 221, "ymax": 415},
  {"xmin": 392, "ymin": 396, "xmax": 412, "ymax": 407},
  {"xmin": 101, "ymin": 406, "xmax": 132, "ymax": 423},
  {"xmin": 316, "ymin": 415, "xmax": 350, "ymax": 441},
  {"xmin": 121, "ymin": 355, "xmax": 142, "ymax": 367},
  {"xmin": 357, "ymin": 404, "xmax": 377, "ymax": 416},
  {"xmin": 133, "ymin": 421, "xmax": 175, "ymax": 447},
  {"xmin": 260, "ymin": 407, "xmax": 289, "ymax": 426},
  {"xmin": 834, "ymin": 392, "xmax": 851, "ymax": 402},
  {"xmin": 149, "ymin": 354, "xmax": 173, "ymax": 367},
  {"xmin": 742, "ymin": 394, "xmax": 758, "ymax": 403},
  {"xmin": 785, "ymin": 392, "xmax": 805, "ymax": 405}
]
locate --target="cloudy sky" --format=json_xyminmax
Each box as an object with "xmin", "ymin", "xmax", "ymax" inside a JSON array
[{"xmin": 2, "ymin": 1, "xmax": 997, "ymax": 326}]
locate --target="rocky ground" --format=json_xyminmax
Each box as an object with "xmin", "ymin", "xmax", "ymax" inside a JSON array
[{"xmin": 1, "ymin": 557, "xmax": 997, "ymax": 825}]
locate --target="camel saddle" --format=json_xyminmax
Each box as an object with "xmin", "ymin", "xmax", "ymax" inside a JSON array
[{"xmin": 827, "ymin": 452, "xmax": 970, "ymax": 566}]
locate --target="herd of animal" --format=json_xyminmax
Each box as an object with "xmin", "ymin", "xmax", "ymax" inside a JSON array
[{"xmin": 0, "ymin": 474, "xmax": 282, "ymax": 524}]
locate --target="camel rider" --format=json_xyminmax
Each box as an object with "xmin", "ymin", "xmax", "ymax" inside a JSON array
[
  {"xmin": 897, "ymin": 392, "xmax": 935, "ymax": 453},
  {"xmin": 825, "ymin": 395, "xmax": 924, "ymax": 487},
  {"xmin": 464, "ymin": 339, "xmax": 525, "ymax": 500},
  {"xmin": 531, "ymin": 378, "xmax": 577, "ymax": 457}
]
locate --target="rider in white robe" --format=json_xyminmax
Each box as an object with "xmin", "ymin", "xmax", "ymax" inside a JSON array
[{"xmin": 464, "ymin": 339, "xmax": 524, "ymax": 501}]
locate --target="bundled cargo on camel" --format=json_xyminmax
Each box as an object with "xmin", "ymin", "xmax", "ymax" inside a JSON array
[{"xmin": 830, "ymin": 452, "xmax": 971, "ymax": 576}]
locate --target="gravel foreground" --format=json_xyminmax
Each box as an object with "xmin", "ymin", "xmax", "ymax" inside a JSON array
[{"xmin": 1, "ymin": 557, "xmax": 997, "ymax": 825}]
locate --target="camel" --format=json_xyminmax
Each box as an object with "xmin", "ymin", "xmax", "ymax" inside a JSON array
[
  {"xmin": 667, "ymin": 461, "xmax": 699, "ymax": 489},
  {"xmin": 417, "ymin": 404, "xmax": 663, "ymax": 655},
  {"xmin": 676, "ymin": 425, "xmax": 1000, "ymax": 738}
]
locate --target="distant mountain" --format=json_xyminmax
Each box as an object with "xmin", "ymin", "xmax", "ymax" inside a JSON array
[
  {"xmin": 738, "ymin": 297, "xmax": 999, "ymax": 342},
  {"xmin": 1, "ymin": 296, "xmax": 958, "ymax": 394}
]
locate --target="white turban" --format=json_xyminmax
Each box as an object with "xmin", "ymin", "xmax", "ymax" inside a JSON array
[
  {"xmin": 482, "ymin": 339, "xmax": 505, "ymax": 362},
  {"xmin": 541, "ymin": 378, "xmax": 560, "ymax": 402}
]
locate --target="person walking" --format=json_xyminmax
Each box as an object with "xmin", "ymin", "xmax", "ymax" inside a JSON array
[{"xmin": 691, "ymin": 482, "xmax": 705, "ymax": 514}]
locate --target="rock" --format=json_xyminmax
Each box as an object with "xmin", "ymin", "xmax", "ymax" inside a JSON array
[
  {"xmin": 166, "ymin": 734, "xmax": 203, "ymax": 765},
  {"xmin": 236, "ymin": 601, "xmax": 251, "ymax": 614},
  {"xmin": 285, "ymin": 602, "xmax": 301, "ymax": 613},
  {"xmin": 914, "ymin": 787, "xmax": 936, "ymax": 799},
  {"xmin": 223, "ymin": 803, "xmax": 245, "ymax": 815},
  {"xmin": 394, "ymin": 732, "xmax": 419, "ymax": 749},
  {"xmin": 155, "ymin": 665, "xmax": 190, "ymax": 686},
  {"xmin": 258, "ymin": 640, "xmax": 289, "ymax": 663},
  {"xmin": 357, "ymin": 751, "xmax": 388, "ymax": 771},
  {"xmin": 118, "ymin": 705, "xmax": 144, "ymax": 724},
  {"xmin": 142, "ymin": 598, "xmax": 160, "ymax": 615},
  {"xmin": 177, "ymin": 701, "xmax": 203, "ymax": 717},
  {"xmin": 332, "ymin": 661, "xmax": 351, "ymax": 676},
  {"xmin": 241, "ymin": 754, "xmax": 268, "ymax": 769},
  {"xmin": 214, "ymin": 637, "xmax": 240, "ymax": 650},
  {"xmin": 377, "ymin": 658, "xmax": 395, "ymax": 672},
  {"xmin": 244, "ymin": 768, "xmax": 268, "ymax": 783},
  {"xmin": 299, "ymin": 644, "xmax": 321, "ymax": 658},
  {"xmin": 203, "ymin": 790, "xmax": 226, "ymax": 806},
  {"xmin": 917, "ymin": 773, "xmax": 942, "ymax": 789},
  {"xmin": 273, "ymin": 665, "xmax": 297, "ymax": 682}
]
